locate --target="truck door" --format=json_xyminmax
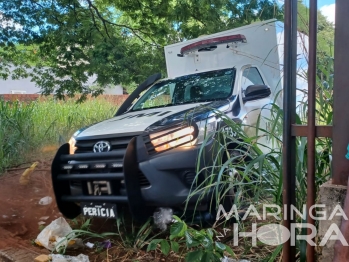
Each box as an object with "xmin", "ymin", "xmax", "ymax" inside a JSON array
[{"xmin": 240, "ymin": 66, "xmax": 273, "ymax": 151}]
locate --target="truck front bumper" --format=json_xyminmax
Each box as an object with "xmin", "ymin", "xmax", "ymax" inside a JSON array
[{"xmin": 51, "ymin": 134, "xmax": 215, "ymax": 222}]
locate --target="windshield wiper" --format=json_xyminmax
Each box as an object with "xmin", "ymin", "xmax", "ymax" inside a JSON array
[
  {"xmin": 130, "ymin": 98, "xmax": 226, "ymax": 112},
  {"xmin": 176, "ymin": 99, "xmax": 218, "ymax": 105},
  {"xmin": 132, "ymin": 104, "xmax": 174, "ymax": 111}
]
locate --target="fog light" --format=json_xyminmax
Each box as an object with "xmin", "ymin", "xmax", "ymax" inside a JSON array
[
  {"xmin": 110, "ymin": 163, "xmax": 123, "ymax": 168},
  {"xmin": 77, "ymin": 164, "xmax": 89, "ymax": 169},
  {"xmin": 94, "ymin": 163, "xmax": 106, "ymax": 169},
  {"xmin": 62, "ymin": 164, "xmax": 73, "ymax": 170}
]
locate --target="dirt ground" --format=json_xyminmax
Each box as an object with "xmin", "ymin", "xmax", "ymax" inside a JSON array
[{"xmin": 0, "ymin": 160, "xmax": 60, "ymax": 255}]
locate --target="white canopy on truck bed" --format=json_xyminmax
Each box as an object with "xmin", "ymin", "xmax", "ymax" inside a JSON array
[{"xmin": 164, "ymin": 19, "xmax": 308, "ymax": 109}]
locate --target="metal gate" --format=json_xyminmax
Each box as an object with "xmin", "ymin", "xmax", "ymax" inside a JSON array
[{"xmin": 282, "ymin": 0, "xmax": 349, "ymax": 261}]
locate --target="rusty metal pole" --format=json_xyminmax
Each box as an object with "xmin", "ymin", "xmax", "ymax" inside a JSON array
[
  {"xmin": 332, "ymin": 0, "xmax": 349, "ymax": 186},
  {"xmin": 332, "ymin": 0, "xmax": 349, "ymax": 259},
  {"xmin": 307, "ymin": 0, "xmax": 317, "ymax": 261},
  {"xmin": 283, "ymin": 0, "xmax": 297, "ymax": 261}
]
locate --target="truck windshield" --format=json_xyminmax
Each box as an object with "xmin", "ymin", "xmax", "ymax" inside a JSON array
[{"xmin": 131, "ymin": 68, "xmax": 236, "ymax": 111}]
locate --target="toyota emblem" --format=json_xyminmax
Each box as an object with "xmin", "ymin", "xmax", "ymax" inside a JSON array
[{"xmin": 93, "ymin": 141, "xmax": 111, "ymax": 153}]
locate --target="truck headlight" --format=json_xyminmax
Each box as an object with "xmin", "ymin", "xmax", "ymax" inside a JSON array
[
  {"xmin": 149, "ymin": 117, "xmax": 217, "ymax": 152},
  {"xmin": 150, "ymin": 126, "xmax": 196, "ymax": 152},
  {"xmin": 68, "ymin": 130, "xmax": 82, "ymax": 154},
  {"xmin": 69, "ymin": 136, "xmax": 77, "ymax": 154}
]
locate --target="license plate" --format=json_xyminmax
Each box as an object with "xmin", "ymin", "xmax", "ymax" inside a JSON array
[{"xmin": 81, "ymin": 202, "xmax": 117, "ymax": 218}]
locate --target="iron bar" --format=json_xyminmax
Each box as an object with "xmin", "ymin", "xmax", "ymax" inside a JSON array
[
  {"xmin": 291, "ymin": 125, "xmax": 332, "ymax": 137},
  {"xmin": 56, "ymin": 173, "xmax": 124, "ymax": 181},
  {"xmin": 332, "ymin": 0, "xmax": 349, "ymax": 186},
  {"xmin": 282, "ymin": 0, "xmax": 298, "ymax": 260},
  {"xmin": 61, "ymin": 195, "xmax": 128, "ymax": 202},
  {"xmin": 60, "ymin": 150, "xmax": 126, "ymax": 161},
  {"xmin": 332, "ymin": 0, "xmax": 349, "ymax": 259},
  {"xmin": 307, "ymin": 0, "xmax": 317, "ymax": 260}
]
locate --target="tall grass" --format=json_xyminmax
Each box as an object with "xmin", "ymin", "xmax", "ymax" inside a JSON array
[{"xmin": 0, "ymin": 97, "xmax": 118, "ymax": 173}]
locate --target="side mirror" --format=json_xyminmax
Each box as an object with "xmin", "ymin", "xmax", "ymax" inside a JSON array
[{"xmin": 242, "ymin": 84, "xmax": 271, "ymax": 103}]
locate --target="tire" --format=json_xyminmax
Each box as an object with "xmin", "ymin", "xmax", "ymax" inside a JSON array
[{"xmin": 211, "ymin": 148, "xmax": 253, "ymax": 224}]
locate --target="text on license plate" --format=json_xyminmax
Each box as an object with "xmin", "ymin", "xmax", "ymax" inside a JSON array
[{"xmin": 81, "ymin": 202, "xmax": 116, "ymax": 218}]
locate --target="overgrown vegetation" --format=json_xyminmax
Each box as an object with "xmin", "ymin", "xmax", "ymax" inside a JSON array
[
  {"xmin": 148, "ymin": 215, "xmax": 235, "ymax": 261},
  {"xmin": 194, "ymin": 104, "xmax": 330, "ymax": 260},
  {"xmin": 0, "ymin": 98, "xmax": 117, "ymax": 172}
]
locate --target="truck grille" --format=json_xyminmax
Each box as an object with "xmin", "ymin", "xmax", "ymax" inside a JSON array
[
  {"xmin": 60, "ymin": 134, "xmax": 150, "ymax": 195},
  {"xmin": 75, "ymin": 135, "xmax": 135, "ymax": 153}
]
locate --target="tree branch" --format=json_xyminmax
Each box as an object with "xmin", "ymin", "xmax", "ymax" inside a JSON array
[
  {"xmin": 84, "ymin": 0, "xmax": 160, "ymax": 47},
  {"xmin": 85, "ymin": 0, "xmax": 111, "ymax": 39}
]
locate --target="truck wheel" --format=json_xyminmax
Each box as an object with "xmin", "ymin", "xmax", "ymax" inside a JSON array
[
  {"xmin": 212, "ymin": 148, "xmax": 253, "ymax": 224},
  {"xmin": 187, "ymin": 148, "xmax": 253, "ymax": 226}
]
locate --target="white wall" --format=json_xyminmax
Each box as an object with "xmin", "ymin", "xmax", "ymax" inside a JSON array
[
  {"xmin": 0, "ymin": 70, "xmax": 123, "ymax": 95},
  {"xmin": 0, "ymin": 76, "xmax": 41, "ymax": 94}
]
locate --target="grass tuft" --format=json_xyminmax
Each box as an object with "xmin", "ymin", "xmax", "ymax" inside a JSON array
[{"xmin": 0, "ymin": 97, "xmax": 119, "ymax": 173}]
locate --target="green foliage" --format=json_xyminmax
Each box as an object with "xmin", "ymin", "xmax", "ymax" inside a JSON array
[
  {"xmin": 70, "ymin": 217, "xmax": 93, "ymax": 231},
  {"xmin": 147, "ymin": 215, "xmax": 235, "ymax": 261},
  {"xmin": 57, "ymin": 227, "xmax": 119, "ymax": 254},
  {"xmin": 0, "ymin": 0, "xmax": 281, "ymax": 98},
  {"xmin": 0, "ymin": 100, "xmax": 36, "ymax": 171},
  {"xmin": 0, "ymin": 98, "xmax": 117, "ymax": 173},
  {"xmin": 297, "ymin": 1, "xmax": 335, "ymax": 80},
  {"xmin": 297, "ymin": 2, "xmax": 334, "ymax": 54},
  {"xmin": 116, "ymin": 214, "xmax": 163, "ymax": 250}
]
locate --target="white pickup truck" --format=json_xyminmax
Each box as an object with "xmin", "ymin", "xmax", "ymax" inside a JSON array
[{"xmin": 51, "ymin": 19, "xmax": 307, "ymax": 222}]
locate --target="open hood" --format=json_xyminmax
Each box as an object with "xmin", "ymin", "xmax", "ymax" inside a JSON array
[
  {"xmin": 77, "ymin": 103, "xmax": 210, "ymax": 138},
  {"xmin": 76, "ymin": 100, "xmax": 232, "ymax": 138}
]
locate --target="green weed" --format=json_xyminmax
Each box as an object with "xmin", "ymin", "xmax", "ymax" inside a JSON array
[{"xmin": 0, "ymin": 97, "xmax": 118, "ymax": 173}]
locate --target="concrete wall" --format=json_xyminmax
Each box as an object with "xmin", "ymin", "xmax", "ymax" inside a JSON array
[
  {"xmin": 0, "ymin": 69, "xmax": 123, "ymax": 95},
  {"xmin": 0, "ymin": 76, "xmax": 41, "ymax": 94}
]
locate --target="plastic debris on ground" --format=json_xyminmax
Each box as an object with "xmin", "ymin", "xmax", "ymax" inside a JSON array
[
  {"xmin": 19, "ymin": 161, "xmax": 39, "ymax": 185},
  {"xmin": 39, "ymin": 196, "xmax": 53, "ymax": 205},
  {"xmin": 103, "ymin": 240, "xmax": 111, "ymax": 249},
  {"xmin": 34, "ymin": 254, "xmax": 50, "ymax": 262},
  {"xmin": 50, "ymin": 254, "xmax": 89, "ymax": 262},
  {"xmin": 35, "ymin": 217, "xmax": 83, "ymax": 251},
  {"xmin": 153, "ymin": 207, "xmax": 175, "ymax": 231},
  {"xmin": 85, "ymin": 242, "xmax": 94, "ymax": 249},
  {"xmin": 94, "ymin": 240, "xmax": 112, "ymax": 250},
  {"xmin": 221, "ymin": 258, "xmax": 250, "ymax": 262}
]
